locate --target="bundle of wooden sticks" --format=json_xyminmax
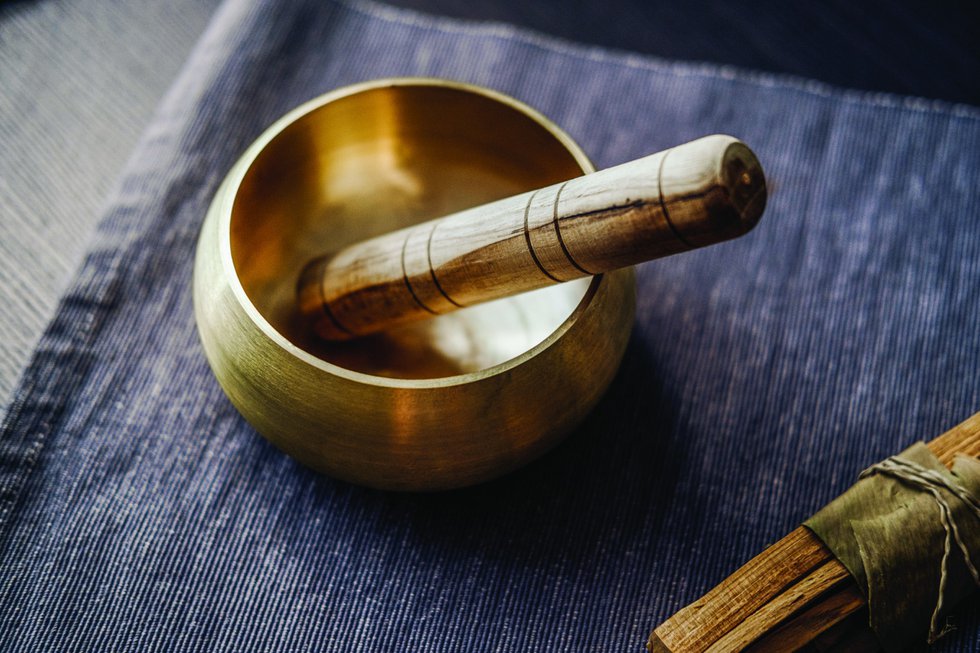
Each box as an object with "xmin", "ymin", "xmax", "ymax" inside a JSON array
[{"xmin": 649, "ymin": 411, "xmax": 980, "ymax": 652}]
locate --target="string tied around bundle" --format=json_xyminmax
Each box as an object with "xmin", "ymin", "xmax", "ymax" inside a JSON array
[
  {"xmin": 804, "ymin": 442, "xmax": 980, "ymax": 651},
  {"xmin": 858, "ymin": 455, "xmax": 980, "ymax": 642}
]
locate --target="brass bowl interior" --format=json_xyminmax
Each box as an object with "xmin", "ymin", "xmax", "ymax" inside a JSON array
[{"xmin": 230, "ymin": 83, "xmax": 592, "ymax": 379}]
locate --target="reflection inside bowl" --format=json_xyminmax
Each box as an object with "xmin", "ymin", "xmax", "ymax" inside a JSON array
[
  {"xmin": 228, "ymin": 83, "xmax": 592, "ymax": 379},
  {"xmin": 286, "ymin": 280, "xmax": 590, "ymax": 379}
]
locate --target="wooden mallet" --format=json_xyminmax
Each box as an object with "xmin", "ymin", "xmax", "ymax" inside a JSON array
[{"xmin": 297, "ymin": 134, "xmax": 767, "ymax": 340}]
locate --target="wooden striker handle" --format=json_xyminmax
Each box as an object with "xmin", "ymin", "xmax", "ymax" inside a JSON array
[{"xmin": 298, "ymin": 134, "xmax": 767, "ymax": 340}]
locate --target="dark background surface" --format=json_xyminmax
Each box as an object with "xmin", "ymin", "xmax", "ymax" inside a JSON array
[{"xmin": 393, "ymin": 0, "xmax": 980, "ymax": 105}]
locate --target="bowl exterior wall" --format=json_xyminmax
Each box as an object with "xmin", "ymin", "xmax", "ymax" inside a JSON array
[{"xmin": 193, "ymin": 80, "xmax": 636, "ymax": 490}]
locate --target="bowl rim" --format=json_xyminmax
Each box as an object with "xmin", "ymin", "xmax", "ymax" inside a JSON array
[{"xmin": 217, "ymin": 77, "xmax": 606, "ymax": 389}]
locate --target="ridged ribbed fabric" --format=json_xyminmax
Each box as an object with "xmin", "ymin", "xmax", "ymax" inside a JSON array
[
  {"xmin": 1, "ymin": 1, "xmax": 979, "ymax": 650},
  {"xmin": 0, "ymin": 0, "xmax": 220, "ymax": 411}
]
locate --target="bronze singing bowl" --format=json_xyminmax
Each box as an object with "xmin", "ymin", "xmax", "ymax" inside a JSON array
[{"xmin": 193, "ymin": 79, "xmax": 636, "ymax": 490}]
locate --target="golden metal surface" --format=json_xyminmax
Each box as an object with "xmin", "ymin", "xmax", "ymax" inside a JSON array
[{"xmin": 193, "ymin": 79, "xmax": 636, "ymax": 490}]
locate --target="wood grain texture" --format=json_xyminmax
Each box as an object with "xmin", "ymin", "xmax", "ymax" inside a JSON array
[
  {"xmin": 298, "ymin": 135, "xmax": 766, "ymax": 340},
  {"xmin": 651, "ymin": 528, "xmax": 832, "ymax": 652},
  {"xmin": 705, "ymin": 561, "xmax": 852, "ymax": 652},
  {"xmin": 742, "ymin": 587, "xmax": 866, "ymax": 653},
  {"xmin": 650, "ymin": 410, "xmax": 980, "ymax": 652}
]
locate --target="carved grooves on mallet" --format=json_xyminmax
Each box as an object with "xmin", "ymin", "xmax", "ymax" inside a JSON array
[
  {"xmin": 401, "ymin": 229, "xmax": 438, "ymax": 315},
  {"xmin": 551, "ymin": 180, "xmax": 594, "ymax": 275},
  {"xmin": 426, "ymin": 222, "xmax": 463, "ymax": 307},
  {"xmin": 523, "ymin": 189, "xmax": 562, "ymax": 283},
  {"xmin": 315, "ymin": 258, "xmax": 355, "ymax": 337},
  {"xmin": 656, "ymin": 148, "xmax": 694, "ymax": 250}
]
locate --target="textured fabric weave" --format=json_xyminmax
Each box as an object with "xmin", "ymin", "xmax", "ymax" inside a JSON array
[
  {"xmin": 0, "ymin": 0, "xmax": 219, "ymax": 411},
  {"xmin": 2, "ymin": 0, "xmax": 980, "ymax": 650}
]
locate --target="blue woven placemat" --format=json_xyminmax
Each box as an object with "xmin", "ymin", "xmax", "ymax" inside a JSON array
[{"xmin": 2, "ymin": 1, "xmax": 979, "ymax": 650}]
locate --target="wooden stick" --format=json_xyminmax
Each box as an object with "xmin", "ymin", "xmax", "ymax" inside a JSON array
[
  {"xmin": 648, "ymin": 529, "xmax": 833, "ymax": 653},
  {"xmin": 650, "ymin": 411, "xmax": 980, "ymax": 652},
  {"xmin": 705, "ymin": 561, "xmax": 853, "ymax": 652},
  {"xmin": 742, "ymin": 586, "xmax": 868, "ymax": 653},
  {"xmin": 297, "ymin": 135, "xmax": 766, "ymax": 340}
]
